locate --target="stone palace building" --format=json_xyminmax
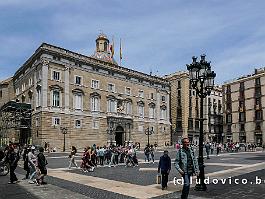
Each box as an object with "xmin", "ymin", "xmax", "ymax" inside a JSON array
[{"xmin": 0, "ymin": 33, "xmax": 171, "ymax": 149}]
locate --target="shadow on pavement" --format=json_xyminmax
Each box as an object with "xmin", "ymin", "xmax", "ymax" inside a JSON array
[{"xmin": 0, "ymin": 175, "xmax": 39, "ymax": 199}]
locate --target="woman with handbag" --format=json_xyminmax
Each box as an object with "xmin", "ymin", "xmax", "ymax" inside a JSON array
[{"xmin": 158, "ymin": 150, "xmax": 171, "ymax": 190}]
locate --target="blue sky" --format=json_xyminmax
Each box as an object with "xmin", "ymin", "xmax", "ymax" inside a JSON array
[{"xmin": 0, "ymin": 0, "xmax": 265, "ymax": 84}]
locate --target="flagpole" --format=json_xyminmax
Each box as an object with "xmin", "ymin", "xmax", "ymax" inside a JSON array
[{"xmin": 119, "ymin": 38, "xmax": 122, "ymax": 66}]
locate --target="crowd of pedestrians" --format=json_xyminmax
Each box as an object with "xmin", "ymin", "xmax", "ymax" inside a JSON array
[
  {"xmin": 203, "ymin": 142, "xmax": 261, "ymax": 158},
  {"xmin": 72, "ymin": 144, "xmax": 141, "ymax": 172},
  {"xmin": 0, "ymin": 142, "xmax": 48, "ymax": 185}
]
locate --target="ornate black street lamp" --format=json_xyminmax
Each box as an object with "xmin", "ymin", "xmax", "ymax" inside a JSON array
[
  {"xmin": 107, "ymin": 122, "xmax": 115, "ymax": 146},
  {"xmin": 187, "ymin": 54, "xmax": 216, "ymax": 191},
  {"xmin": 60, "ymin": 127, "xmax": 68, "ymax": 152},
  {"xmin": 145, "ymin": 127, "xmax": 154, "ymax": 147}
]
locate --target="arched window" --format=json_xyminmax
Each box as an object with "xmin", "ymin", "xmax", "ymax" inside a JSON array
[
  {"xmin": 73, "ymin": 89, "xmax": 84, "ymax": 111},
  {"xmin": 149, "ymin": 102, "xmax": 156, "ymax": 119},
  {"xmin": 49, "ymin": 85, "xmax": 63, "ymax": 108},
  {"xmin": 90, "ymin": 92, "xmax": 101, "ymax": 112},
  {"xmin": 74, "ymin": 93, "xmax": 83, "ymax": 110},
  {"xmin": 22, "ymin": 95, "xmax": 26, "ymax": 103},
  {"xmin": 107, "ymin": 98, "xmax": 117, "ymax": 113},
  {"xmin": 104, "ymin": 42, "xmax": 108, "ymax": 51},
  {"xmin": 125, "ymin": 99, "xmax": 132, "ymax": 115},
  {"xmin": 137, "ymin": 101, "xmax": 145, "ymax": 118},
  {"xmin": 36, "ymin": 85, "xmax": 41, "ymax": 107},
  {"xmin": 91, "ymin": 96, "xmax": 100, "ymax": 111},
  {"xmin": 52, "ymin": 90, "xmax": 60, "ymax": 107},
  {"xmin": 160, "ymin": 105, "xmax": 167, "ymax": 120}
]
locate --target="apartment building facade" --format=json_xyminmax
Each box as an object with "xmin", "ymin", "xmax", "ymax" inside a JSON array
[{"xmin": 223, "ymin": 68, "xmax": 265, "ymax": 146}]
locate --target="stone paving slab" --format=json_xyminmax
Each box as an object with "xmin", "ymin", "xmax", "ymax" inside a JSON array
[
  {"xmin": 0, "ymin": 173, "xmax": 92, "ymax": 199},
  {"xmin": 48, "ymin": 169, "xmax": 172, "ymax": 198}
]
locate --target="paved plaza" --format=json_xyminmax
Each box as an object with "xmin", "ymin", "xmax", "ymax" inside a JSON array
[{"xmin": 1, "ymin": 149, "xmax": 265, "ymax": 199}]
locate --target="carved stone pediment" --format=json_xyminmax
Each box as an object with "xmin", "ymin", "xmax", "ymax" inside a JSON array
[
  {"xmin": 72, "ymin": 88, "xmax": 85, "ymax": 95},
  {"xmin": 49, "ymin": 84, "xmax": 64, "ymax": 92},
  {"xmin": 90, "ymin": 92, "xmax": 101, "ymax": 98}
]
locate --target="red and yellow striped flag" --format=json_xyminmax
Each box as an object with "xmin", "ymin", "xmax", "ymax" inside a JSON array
[{"xmin": 120, "ymin": 38, "xmax": 122, "ymax": 60}]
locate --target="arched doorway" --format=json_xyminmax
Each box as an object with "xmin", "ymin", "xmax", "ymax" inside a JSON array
[{"xmin": 115, "ymin": 126, "xmax": 124, "ymax": 146}]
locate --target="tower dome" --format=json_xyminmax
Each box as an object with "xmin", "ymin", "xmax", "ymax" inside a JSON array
[{"xmin": 91, "ymin": 33, "xmax": 117, "ymax": 64}]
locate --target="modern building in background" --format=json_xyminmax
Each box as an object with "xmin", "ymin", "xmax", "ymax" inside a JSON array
[
  {"xmin": 223, "ymin": 68, "xmax": 265, "ymax": 146},
  {"xmin": 0, "ymin": 33, "xmax": 171, "ymax": 149}
]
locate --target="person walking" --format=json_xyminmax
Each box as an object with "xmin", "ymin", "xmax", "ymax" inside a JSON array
[
  {"xmin": 144, "ymin": 145, "xmax": 150, "ymax": 162},
  {"xmin": 108, "ymin": 146, "xmax": 116, "ymax": 167},
  {"xmin": 22, "ymin": 146, "xmax": 30, "ymax": 179},
  {"xmin": 28, "ymin": 146, "xmax": 37, "ymax": 184},
  {"xmin": 68, "ymin": 146, "xmax": 78, "ymax": 169},
  {"xmin": 150, "ymin": 145, "xmax": 155, "ymax": 163},
  {"xmin": 210, "ymin": 143, "xmax": 214, "ymax": 154},
  {"xmin": 205, "ymin": 142, "xmax": 210, "ymax": 159},
  {"xmin": 4, "ymin": 145, "xmax": 19, "ymax": 184},
  {"xmin": 175, "ymin": 138, "xmax": 199, "ymax": 199},
  {"xmin": 158, "ymin": 150, "xmax": 171, "ymax": 190},
  {"xmin": 36, "ymin": 147, "xmax": 48, "ymax": 185},
  {"xmin": 98, "ymin": 147, "xmax": 105, "ymax": 166},
  {"xmin": 216, "ymin": 143, "xmax": 221, "ymax": 156},
  {"xmin": 132, "ymin": 145, "xmax": 138, "ymax": 166}
]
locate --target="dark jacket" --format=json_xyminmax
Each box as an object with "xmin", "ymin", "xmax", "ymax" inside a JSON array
[
  {"xmin": 37, "ymin": 152, "xmax": 47, "ymax": 169},
  {"xmin": 158, "ymin": 155, "xmax": 171, "ymax": 172},
  {"xmin": 5, "ymin": 150, "xmax": 19, "ymax": 167}
]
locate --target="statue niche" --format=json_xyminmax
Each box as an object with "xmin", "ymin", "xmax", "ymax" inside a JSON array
[{"xmin": 117, "ymin": 99, "xmax": 125, "ymax": 113}]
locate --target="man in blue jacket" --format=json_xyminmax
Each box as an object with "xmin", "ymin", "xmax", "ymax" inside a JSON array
[
  {"xmin": 175, "ymin": 138, "xmax": 199, "ymax": 199},
  {"xmin": 158, "ymin": 150, "xmax": 171, "ymax": 190}
]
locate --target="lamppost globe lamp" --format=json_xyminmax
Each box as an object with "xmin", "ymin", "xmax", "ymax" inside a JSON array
[
  {"xmin": 145, "ymin": 127, "xmax": 154, "ymax": 147},
  {"xmin": 187, "ymin": 56, "xmax": 200, "ymax": 88},
  {"xmin": 186, "ymin": 54, "xmax": 216, "ymax": 191}
]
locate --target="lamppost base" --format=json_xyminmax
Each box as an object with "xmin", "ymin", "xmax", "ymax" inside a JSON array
[{"xmin": 195, "ymin": 183, "xmax": 207, "ymax": 191}]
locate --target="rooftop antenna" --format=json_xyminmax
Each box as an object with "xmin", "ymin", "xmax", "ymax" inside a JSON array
[{"xmin": 149, "ymin": 66, "xmax": 153, "ymax": 76}]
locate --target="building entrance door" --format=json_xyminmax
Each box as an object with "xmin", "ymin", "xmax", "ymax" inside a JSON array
[
  {"xmin": 255, "ymin": 135, "xmax": 263, "ymax": 147},
  {"xmin": 115, "ymin": 126, "xmax": 124, "ymax": 146}
]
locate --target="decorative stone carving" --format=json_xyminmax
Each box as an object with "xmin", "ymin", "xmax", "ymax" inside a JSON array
[{"xmin": 40, "ymin": 58, "xmax": 49, "ymax": 67}]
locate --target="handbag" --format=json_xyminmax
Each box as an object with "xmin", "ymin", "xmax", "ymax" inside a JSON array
[{"xmin": 156, "ymin": 174, "xmax": 161, "ymax": 184}]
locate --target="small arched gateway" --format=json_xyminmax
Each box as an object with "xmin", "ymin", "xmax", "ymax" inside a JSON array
[{"xmin": 107, "ymin": 116, "xmax": 133, "ymax": 146}]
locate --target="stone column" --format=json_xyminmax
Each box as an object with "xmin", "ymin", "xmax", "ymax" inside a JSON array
[
  {"xmin": 41, "ymin": 59, "xmax": 49, "ymax": 108},
  {"xmin": 156, "ymin": 91, "xmax": 160, "ymax": 120},
  {"xmin": 64, "ymin": 67, "xmax": 70, "ymax": 111},
  {"xmin": 166, "ymin": 92, "xmax": 170, "ymax": 122}
]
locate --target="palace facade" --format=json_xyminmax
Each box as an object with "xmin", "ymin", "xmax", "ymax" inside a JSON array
[{"xmin": 0, "ymin": 34, "xmax": 171, "ymax": 149}]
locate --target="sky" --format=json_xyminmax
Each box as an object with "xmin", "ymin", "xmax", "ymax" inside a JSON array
[{"xmin": 1, "ymin": 0, "xmax": 265, "ymax": 85}]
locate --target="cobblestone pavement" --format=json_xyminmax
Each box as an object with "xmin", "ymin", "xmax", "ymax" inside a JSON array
[{"xmin": 1, "ymin": 150, "xmax": 265, "ymax": 199}]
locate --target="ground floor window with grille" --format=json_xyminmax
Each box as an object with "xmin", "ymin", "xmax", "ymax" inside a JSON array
[
  {"xmin": 92, "ymin": 120, "xmax": 99, "ymax": 129},
  {"xmin": 52, "ymin": 117, "xmax": 60, "ymax": 126},
  {"xmin": 75, "ymin": 119, "xmax": 82, "ymax": 128}
]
